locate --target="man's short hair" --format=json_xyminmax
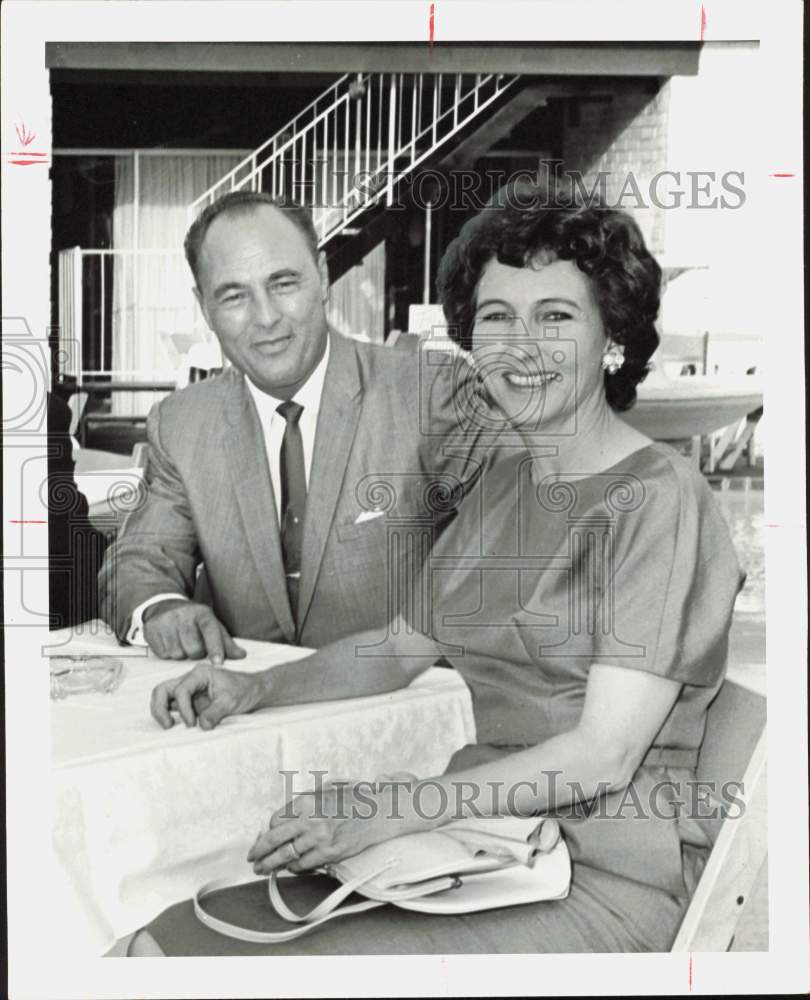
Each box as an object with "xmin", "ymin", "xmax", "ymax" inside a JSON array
[{"xmin": 184, "ymin": 191, "xmax": 320, "ymax": 286}]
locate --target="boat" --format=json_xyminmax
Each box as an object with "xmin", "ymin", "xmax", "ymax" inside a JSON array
[{"xmin": 621, "ymin": 374, "xmax": 763, "ymax": 440}]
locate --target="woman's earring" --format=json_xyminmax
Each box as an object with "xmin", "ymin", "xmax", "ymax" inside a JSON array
[{"xmin": 601, "ymin": 343, "xmax": 625, "ymax": 375}]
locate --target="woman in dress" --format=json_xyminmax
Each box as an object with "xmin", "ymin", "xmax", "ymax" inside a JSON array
[{"xmin": 137, "ymin": 181, "xmax": 744, "ymax": 955}]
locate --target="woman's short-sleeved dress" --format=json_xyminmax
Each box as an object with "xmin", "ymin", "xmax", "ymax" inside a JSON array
[
  {"xmin": 423, "ymin": 441, "xmax": 744, "ymax": 900},
  {"xmin": 143, "ymin": 441, "xmax": 746, "ymax": 956}
]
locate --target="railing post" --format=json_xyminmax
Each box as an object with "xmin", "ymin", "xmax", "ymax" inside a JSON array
[
  {"xmin": 365, "ymin": 74, "xmax": 371, "ymax": 179},
  {"xmin": 376, "ymin": 74, "xmax": 383, "ymax": 175},
  {"xmin": 432, "ymin": 74, "xmax": 440, "ymax": 147},
  {"xmin": 72, "ymin": 247, "xmax": 83, "ymax": 383},
  {"xmin": 132, "ymin": 151, "xmax": 140, "ymax": 383},
  {"xmin": 354, "ymin": 73, "xmax": 363, "ymax": 203},
  {"xmin": 332, "ymin": 106, "xmax": 338, "ymax": 208},
  {"xmin": 410, "ymin": 75, "xmax": 418, "ymax": 163},
  {"xmin": 321, "ymin": 114, "xmax": 329, "ymax": 228},
  {"xmin": 343, "ymin": 95, "xmax": 350, "ymax": 219},
  {"xmin": 386, "ymin": 74, "xmax": 397, "ymax": 207},
  {"xmin": 417, "ymin": 74, "xmax": 424, "ymax": 145},
  {"xmin": 397, "ymin": 73, "xmax": 403, "ymax": 151},
  {"xmin": 298, "ymin": 130, "xmax": 305, "ymax": 204},
  {"xmin": 100, "ymin": 251, "xmax": 106, "ymax": 372},
  {"xmin": 423, "ymin": 201, "xmax": 433, "ymax": 304}
]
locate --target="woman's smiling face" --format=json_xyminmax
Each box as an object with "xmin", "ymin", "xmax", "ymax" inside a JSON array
[{"xmin": 470, "ymin": 256, "xmax": 610, "ymax": 432}]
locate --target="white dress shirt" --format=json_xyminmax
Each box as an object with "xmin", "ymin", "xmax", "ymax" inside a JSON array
[
  {"xmin": 126, "ymin": 342, "xmax": 330, "ymax": 645},
  {"xmin": 244, "ymin": 341, "xmax": 329, "ymax": 521}
]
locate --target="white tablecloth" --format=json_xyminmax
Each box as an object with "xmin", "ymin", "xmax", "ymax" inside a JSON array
[{"xmin": 48, "ymin": 624, "xmax": 476, "ymax": 954}]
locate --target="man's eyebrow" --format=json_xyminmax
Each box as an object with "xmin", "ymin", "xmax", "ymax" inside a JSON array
[
  {"xmin": 212, "ymin": 281, "xmax": 245, "ymax": 298},
  {"xmin": 267, "ymin": 268, "xmax": 301, "ymax": 281}
]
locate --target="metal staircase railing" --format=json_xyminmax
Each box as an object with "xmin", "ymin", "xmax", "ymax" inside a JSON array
[{"xmin": 189, "ymin": 71, "xmax": 520, "ymax": 246}]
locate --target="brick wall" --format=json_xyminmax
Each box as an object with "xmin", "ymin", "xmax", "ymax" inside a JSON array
[{"xmin": 561, "ymin": 84, "xmax": 670, "ymax": 253}]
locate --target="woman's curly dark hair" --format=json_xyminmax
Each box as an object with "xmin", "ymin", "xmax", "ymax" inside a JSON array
[{"xmin": 435, "ymin": 179, "xmax": 661, "ymax": 411}]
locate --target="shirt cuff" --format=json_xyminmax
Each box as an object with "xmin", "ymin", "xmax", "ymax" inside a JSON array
[{"xmin": 126, "ymin": 593, "xmax": 188, "ymax": 645}]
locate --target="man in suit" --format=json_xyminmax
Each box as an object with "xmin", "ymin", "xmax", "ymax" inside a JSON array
[{"xmin": 98, "ymin": 191, "xmax": 484, "ymax": 662}]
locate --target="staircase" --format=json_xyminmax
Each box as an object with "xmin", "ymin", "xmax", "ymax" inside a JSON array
[{"xmin": 188, "ymin": 71, "xmax": 520, "ymax": 246}]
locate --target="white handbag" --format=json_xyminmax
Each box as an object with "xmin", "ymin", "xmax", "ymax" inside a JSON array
[{"xmin": 194, "ymin": 816, "xmax": 571, "ymax": 944}]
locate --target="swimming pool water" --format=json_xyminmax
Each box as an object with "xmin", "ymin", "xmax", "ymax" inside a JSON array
[{"xmin": 713, "ymin": 487, "xmax": 765, "ymax": 615}]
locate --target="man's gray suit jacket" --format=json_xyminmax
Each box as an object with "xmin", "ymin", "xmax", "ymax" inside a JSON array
[{"xmin": 99, "ymin": 331, "xmax": 487, "ymax": 649}]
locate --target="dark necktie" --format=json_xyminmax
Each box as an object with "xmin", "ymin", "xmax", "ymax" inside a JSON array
[{"xmin": 277, "ymin": 400, "xmax": 307, "ymax": 620}]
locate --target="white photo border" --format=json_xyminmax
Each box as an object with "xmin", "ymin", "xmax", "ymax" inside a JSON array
[{"xmin": 2, "ymin": 1, "xmax": 806, "ymax": 997}]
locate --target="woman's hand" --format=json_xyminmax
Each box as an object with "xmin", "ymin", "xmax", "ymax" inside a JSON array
[{"xmin": 247, "ymin": 783, "xmax": 404, "ymax": 875}]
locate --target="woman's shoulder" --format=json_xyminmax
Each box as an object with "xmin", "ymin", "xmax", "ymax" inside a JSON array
[
  {"xmin": 615, "ymin": 439, "xmax": 696, "ymax": 477},
  {"xmin": 614, "ymin": 441, "xmax": 716, "ymax": 511},
  {"xmin": 612, "ymin": 442, "xmax": 739, "ymax": 566},
  {"xmin": 530, "ymin": 442, "xmax": 712, "ymax": 527},
  {"xmin": 477, "ymin": 440, "xmax": 726, "ymax": 541}
]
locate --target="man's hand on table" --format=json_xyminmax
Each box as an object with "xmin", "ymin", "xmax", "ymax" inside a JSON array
[
  {"xmin": 150, "ymin": 661, "xmax": 264, "ymax": 730},
  {"xmin": 143, "ymin": 599, "xmax": 247, "ymax": 664}
]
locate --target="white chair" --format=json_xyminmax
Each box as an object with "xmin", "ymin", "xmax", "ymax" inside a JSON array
[
  {"xmin": 671, "ymin": 679, "xmax": 767, "ymax": 951},
  {"xmin": 131, "ymin": 442, "xmax": 149, "ymax": 470},
  {"xmin": 176, "ymin": 342, "xmax": 224, "ymax": 388},
  {"xmin": 66, "ymin": 390, "xmax": 89, "ymax": 437},
  {"xmin": 406, "ymin": 303, "xmax": 448, "ymax": 339}
]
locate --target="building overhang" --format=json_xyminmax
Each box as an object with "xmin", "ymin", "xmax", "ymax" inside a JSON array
[{"xmin": 46, "ymin": 41, "xmax": 701, "ymax": 78}]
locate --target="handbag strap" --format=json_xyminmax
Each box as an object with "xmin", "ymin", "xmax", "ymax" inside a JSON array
[
  {"xmin": 268, "ymin": 866, "xmax": 384, "ymax": 924},
  {"xmin": 194, "ymin": 864, "xmax": 392, "ymax": 945}
]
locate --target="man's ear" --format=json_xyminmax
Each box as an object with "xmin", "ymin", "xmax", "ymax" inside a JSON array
[{"xmin": 317, "ymin": 251, "xmax": 330, "ymax": 303}]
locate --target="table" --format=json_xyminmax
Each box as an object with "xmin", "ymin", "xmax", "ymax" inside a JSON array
[{"xmin": 47, "ymin": 623, "xmax": 476, "ymax": 954}]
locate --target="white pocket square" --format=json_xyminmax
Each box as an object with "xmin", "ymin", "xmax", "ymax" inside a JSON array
[{"xmin": 354, "ymin": 509, "xmax": 386, "ymax": 524}]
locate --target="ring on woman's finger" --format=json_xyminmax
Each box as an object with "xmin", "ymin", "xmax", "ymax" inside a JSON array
[{"xmin": 287, "ymin": 840, "xmax": 300, "ymax": 861}]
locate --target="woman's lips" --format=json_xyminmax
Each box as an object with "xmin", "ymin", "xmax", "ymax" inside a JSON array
[{"xmin": 503, "ymin": 371, "xmax": 562, "ymax": 388}]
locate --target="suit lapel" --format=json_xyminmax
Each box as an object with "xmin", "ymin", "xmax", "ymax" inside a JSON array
[
  {"xmin": 298, "ymin": 333, "xmax": 363, "ymax": 629},
  {"xmin": 221, "ymin": 373, "xmax": 296, "ymax": 642}
]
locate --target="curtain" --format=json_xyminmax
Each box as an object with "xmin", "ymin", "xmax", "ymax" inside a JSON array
[
  {"xmin": 112, "ymin": 153, "xmax": 385, "ymax": 416},
  {"xmin": 111, "ymin": 153, "xmax": 247, "ymax": 414},
  {"xmin": 328, "ymin": 239, "xmax": 386, "ymax": 344},
  {"xmin": 310, "ymin": 144, "xmax": 386, "ymax": 343}
]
